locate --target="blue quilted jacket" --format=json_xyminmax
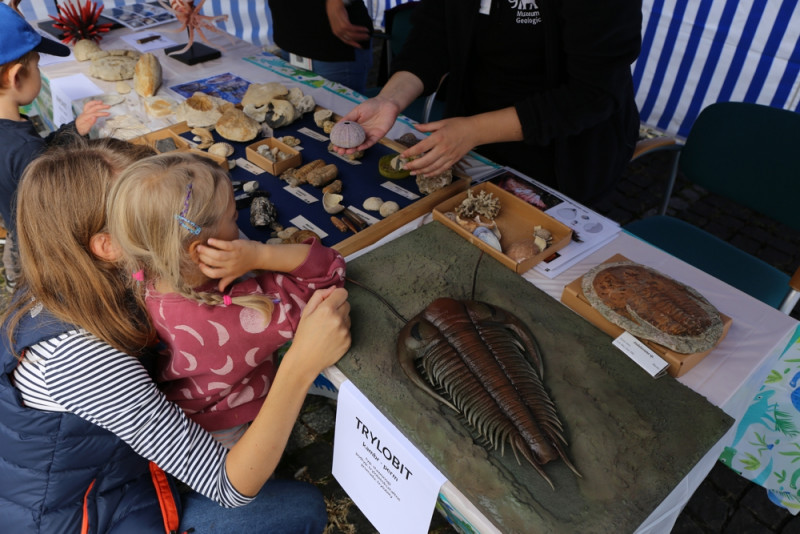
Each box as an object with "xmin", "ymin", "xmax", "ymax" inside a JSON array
[{"xmin": 0, "ymin": 308, "xmax": 180, "ymax": 533}]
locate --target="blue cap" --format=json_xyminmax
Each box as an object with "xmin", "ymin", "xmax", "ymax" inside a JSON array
[{"xmin": 0, "ymin": 3, "xmax": 70, "ymax": 65}]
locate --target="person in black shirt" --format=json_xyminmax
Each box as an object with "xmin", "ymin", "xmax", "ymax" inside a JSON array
[
  {"xmin": 336, "ymin": 0, "xmax": 642, "ymax": 204},
  {"xmin": 268, "ymin": 0, "xmax": 373, "ymax": 93}
]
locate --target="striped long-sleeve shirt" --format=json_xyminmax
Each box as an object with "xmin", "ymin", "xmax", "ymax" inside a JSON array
[{"xmin": 12, "ymin": 329, "xmax": 252, "ymax": 508}]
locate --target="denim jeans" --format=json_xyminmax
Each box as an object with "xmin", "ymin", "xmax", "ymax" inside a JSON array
[
  {"xmin": 276, "ymin": 46, "xmax": 373, "ymax": 95},
  {"xmin": 309, "ymin": 46, "xmax": 373, "ymax": 94},
  {"xmin": 179, "ymin": 479, "xmax": 327, "ymax": 533}
]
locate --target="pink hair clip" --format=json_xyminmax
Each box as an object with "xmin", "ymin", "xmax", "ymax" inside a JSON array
[
  {"xmin": 132, "ymin": 270, "xmax": 144, "ymax": 282},
  {"xmin": 223, "ymin": 295, "xmax": 232, "ymax": 306}
]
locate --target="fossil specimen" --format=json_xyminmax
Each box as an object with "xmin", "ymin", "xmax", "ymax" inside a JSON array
[
  {"xmin": 329, "ymin": 120, "xmax": 366, "ymax": 149},
  {"xmin": 397, "ymin": 298, "xmax": 579, "ymax": 489},
  {"xmin": 581, "ymin": 261, "xmax": 724, "ymax": 353}
]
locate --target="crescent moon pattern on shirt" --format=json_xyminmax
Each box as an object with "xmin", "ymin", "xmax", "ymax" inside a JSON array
[
  {"xmin": 210, "ymin": 355, "xmax": 234, "ymax": 375},
  {"xmin": 227, "ymin": 385, "xmax": 255, "ymax": 408},
  {"xmin": 175, "ymin": 324, "xmax": 205, "ymax": 345},
  {"xmin": 245, "ymin": 347, "xmax": 260, "ymax": 367},
  {"xmin": 209, "ymin": 320, "xmax": 230, "ymax": 346}
]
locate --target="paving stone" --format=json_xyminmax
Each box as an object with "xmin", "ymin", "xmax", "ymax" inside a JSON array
[
  {"xmin": 723, "ymin": 507, "xmax": 774, "ymax": 534},
  {"xmin": 741, "ymin": 485, "xmax": 793, "ymax": 530},
  {"xmin": 782, "ymin": 514, "xmax": 800, "ymax": 534},
  {"xmin": 670, "ymin": 512, "xmax": 707, "ymax": 534},
  {"xmin": 300, "ymin": 398, "xmax": 337, "ymax": 436},
  {"xmin": 685, "ymin": 479, "xmax": 732, "ymax": 532},
  {"xmin": 709, "ymin": 461, "xmax": 753, "ymax": 501}
]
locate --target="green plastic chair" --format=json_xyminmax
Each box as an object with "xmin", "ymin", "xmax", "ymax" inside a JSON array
[{"xmin": 625, "ymin": 101, "xmax": 800, "ymax": 313}]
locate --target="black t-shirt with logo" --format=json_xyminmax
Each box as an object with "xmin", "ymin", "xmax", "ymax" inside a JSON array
[{"xmin": 466, "ymin": 0, "xmax": 547, "ymax": 114}]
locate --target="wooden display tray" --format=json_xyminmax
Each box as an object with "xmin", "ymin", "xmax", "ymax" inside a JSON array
[
  {"xmin": 131, "ymin": 117, "xmax": 470, "ymax": 258},
  {"xmin": 130, "ymin": 122, "xmax": 227, "ymax": 167},
  {"xmin": 560, "ymin": 254, "xmax": 732, "ymax": 377},
  {"xmin": 246, "ymin": 138, "xmax": 302, "ymax": 175},
  {"xmin": 432, "ymin": 182, "xmax": 572, "ymax": 273}
]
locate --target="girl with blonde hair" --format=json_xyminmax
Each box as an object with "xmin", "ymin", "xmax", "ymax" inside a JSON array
[
  {"xmin": 108, "ymin": 152, "xmax": 346, "ymax": 446},
  {"xmin": 1, "ymin": 138, "xmax": 350, "ymax": 533}
]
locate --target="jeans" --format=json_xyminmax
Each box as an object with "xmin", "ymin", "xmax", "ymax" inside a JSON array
[
  {"xmin": 276, "ymin": 46, "xmax": 373, "ymax": 95},
  {"xmin": 179, "ymin": 479, "xmax": 327, "ymax": 533},
  {"xmin": 310, "ymin": 46, "xmax": 373, "ymax": 94}
]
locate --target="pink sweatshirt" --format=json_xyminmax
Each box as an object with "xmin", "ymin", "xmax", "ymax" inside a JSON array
[{"xmin": 148, "ymin": 239, "xmax": 345, "ymax": 431}]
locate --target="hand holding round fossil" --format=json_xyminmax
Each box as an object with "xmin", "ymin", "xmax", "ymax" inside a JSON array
[{"xmin": 329, "ymin": 120, "xmax": 366, "ymax": 149}]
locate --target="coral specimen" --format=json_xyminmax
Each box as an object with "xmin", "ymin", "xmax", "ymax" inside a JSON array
[
  {"xmin": 50, "ymin": 0, "xmax": 113, "ymax": 44},
  {"xmin": 455, "ymin": 189, "xmax": 501, "ymax": 220}
]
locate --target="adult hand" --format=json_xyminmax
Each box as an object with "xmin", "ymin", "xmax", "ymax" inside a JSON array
[
  {"xmin": 75, "ymin": 100, "xmax": 110, "ymax": 135},
  {"xmin": 333, "ymin": 96, "xmax": 401, "ymax": 154},
  {"xmin": 290, "ymin": 287, "xmax": 352, "ymax": 373},
  {"xmin": 401, "ymin": 117, "xmax": 479, "ymax": 178},
  {"xmin": 196, "ymin": 238, "xmax": 261, "ymax": 291},
  {"xmin": 326, "ymin": 0, "xmax": 370, "ymax": 48}
]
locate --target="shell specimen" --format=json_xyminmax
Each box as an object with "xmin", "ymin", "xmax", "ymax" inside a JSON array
[
  {"xmin": 50, "ymin": 0, "xmax": 112, "ymax": 44},
  {"xmin": 582, "ymin": 261, "xmax": 724, "ymax": 353},
  {"xmin": 397, "ymin": 298, "xmax": 579, "ymax": 488},
  {"xmin": 329, "ymin": 120, "xmax": 366, "ymax": 149}
]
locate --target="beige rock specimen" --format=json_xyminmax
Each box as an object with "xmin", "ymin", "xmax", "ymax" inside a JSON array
[
  {"xmin": 241, "ymin": 82, "xmax": 288, "ymax": 107},
  {"xmin": 89, "ymin": 54, "xmax": 138, "ymax": 81},
  {"xmin": 216, "ymin": 108, "xmax": 260, "ymax": 142},
  {"xmin": 74, "ymin": 39, "xmax": 101, "ymax": 61},
  {"xmin": 174, "ymin": 92, "xmax": 226, "ymax": 128},
  {"xmin": 134, "ymin": 53, "xmax": 162, "ymax": 97},
  {"xmin": 144, "ymin": 96, "xmax": 176, "ymax": 118}
]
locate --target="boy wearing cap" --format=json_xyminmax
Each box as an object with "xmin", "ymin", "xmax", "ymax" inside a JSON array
[{"xmin": 0, "ymin": 3, "xmax": 109, "ymax": 292}]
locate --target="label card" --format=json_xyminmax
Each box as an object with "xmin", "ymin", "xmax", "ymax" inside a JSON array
[
  {"xmin": 613, "ymin": 331, "xmax": 669, "ymax": 378},
  {"xmin": 297, "ymin": 127, "xmax": 328, "ymax": 142},
  {"xmin": 333, "ymin": 381, "xmax": 446, "ymax": 534},
  {"xmin": 235, "ymin": 158, "xmax": 265, "ymax": 175},
  {"xmin": 381, "ymin": 181, "xmax": 419, "ymax": 200}
]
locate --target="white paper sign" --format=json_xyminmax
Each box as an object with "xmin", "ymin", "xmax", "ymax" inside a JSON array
[
  {"xmin": 333, "ymin": 381, "xmax": 446, "ymax": 534},
  {"xmin": 49, "ymin": 74, "xmax": 103, "ymax": 128},
  {"xmin": 613, "ymin": 331, "xmax": 669, "ymax": 378}
]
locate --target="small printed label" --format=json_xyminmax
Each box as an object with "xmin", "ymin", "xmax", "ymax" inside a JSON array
[
  {"xmin": 236, "ymin": 158, "xmax": 265, "ymax": 175},
  {"xmin": 284, "ymin": 185, "xmax": 318, "ymax": 204},
  {"xmin": 329, "ymin": 151, "xmax": 363, "ymax": 166},
  {"xmin": 612, "ymin": 332, "xmax": 669, "ymax": 378},
  {"xmin": 381, "ymin": 181, "xmax": 419, "ymax": 200},
  {"xmin": 289, "ymin": 53, "xmax": 312, "ymax": 70},
  {"xmin": 297, "ymin": 127, "xmax": 328, "ymax": 142},
  {"xmin": 347, "ymin": 206, "xmax": 380, "ymax": 226},
  {"xmin": 290, "ymin": 215, "xmax": 328, "ymax": 238}
]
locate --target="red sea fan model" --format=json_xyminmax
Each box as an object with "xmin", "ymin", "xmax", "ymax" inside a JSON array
[{"xmin": 50, "ymin": 0, "xmax": 113, "ymax": 44}]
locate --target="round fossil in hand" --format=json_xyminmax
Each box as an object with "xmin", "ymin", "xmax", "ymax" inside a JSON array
[{"xmin": 329, "ymin": 120, "xmax": 366, "ymax": 149}]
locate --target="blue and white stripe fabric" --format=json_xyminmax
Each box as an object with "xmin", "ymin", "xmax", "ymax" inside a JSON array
[{"xmin": 633, "ymin": 0, "xmax": 800, "ymax": 137}]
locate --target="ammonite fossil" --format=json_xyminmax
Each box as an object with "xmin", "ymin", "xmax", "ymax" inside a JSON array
[
  {"xmin": 397, "ymin": 298, "xmax": 579, "ymax": 489},
  {"xmin": 581, "ymin": 261, "xmax": 724, "ymax": 354}
]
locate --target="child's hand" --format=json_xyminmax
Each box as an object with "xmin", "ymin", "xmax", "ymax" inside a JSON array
[
  {"xmin": 289, "ymin": 287, "xmax": 352, "ymax": 374},
  {"xmin": 196, "ymin": 238, "xmax": 261, "ymax": 291},
  {"xmin": 75, "ymin": 100, "xmax": 110, "ymax": 136}
]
